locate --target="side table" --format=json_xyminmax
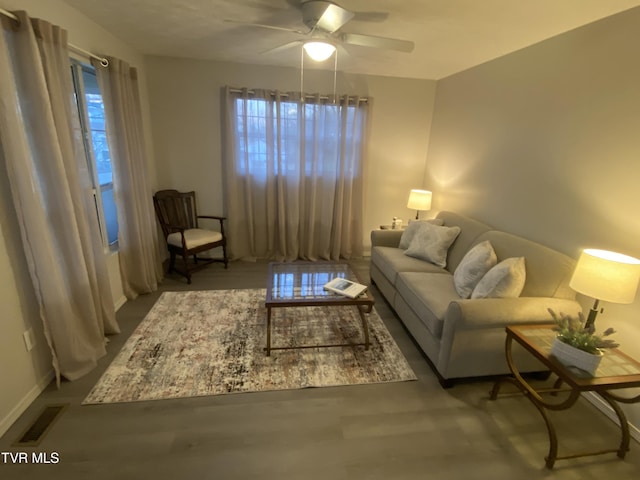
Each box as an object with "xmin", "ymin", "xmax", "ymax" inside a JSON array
[{"xmin": 490, "ymin": 324, "xmax": 640, "ymax": 469}]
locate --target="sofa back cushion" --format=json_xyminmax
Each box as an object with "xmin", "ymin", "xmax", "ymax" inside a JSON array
[
  {"xmin": 477, "ymin": 231, "xmax": 576, "ymax": 299},
  {"xmin": 436, "ymin": 211, "xmax": 492, "ymax": 273}
]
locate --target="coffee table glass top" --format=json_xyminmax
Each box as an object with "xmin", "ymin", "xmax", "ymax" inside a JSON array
[{"xmin": 266, "ymin": 262, "xmax": 372, "ymax": 304}]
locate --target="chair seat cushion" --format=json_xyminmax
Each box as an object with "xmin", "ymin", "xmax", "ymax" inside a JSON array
[{"xmin": 167, "ymin": 229, "xmax": 223, "ymax": 249}]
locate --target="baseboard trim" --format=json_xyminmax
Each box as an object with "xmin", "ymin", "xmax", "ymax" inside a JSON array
[
  {"xmin": 114, "ymin": 295, "xmax": 127, "ymax": 312},
  {"xmin": 583, "ymin": 391, "xmax": 640, "ymax": 444},
  {"xmin": 0, "ymin": 370, "xmax": 54, "ymax": 438}
]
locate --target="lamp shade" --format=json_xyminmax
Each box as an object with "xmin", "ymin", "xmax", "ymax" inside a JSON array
[
  {"xmin": 569, "ymin": 249, "xmax": 640, "ymax": 304},
  {"xmin": 303, "ymin": 41, "xmax": 336, "ymax": 61},
  {"xmin": 407, "ymin": 189, "xmax": 432, "ymax": 211}
]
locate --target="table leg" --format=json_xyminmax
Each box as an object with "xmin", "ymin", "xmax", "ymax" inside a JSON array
[
  {"xmin": 357, "ymin": 305, "xmax": 371, "ymax": 350},
  {"xmin": 599, "ymin": 392, "xmax": 631, "ymax": 459},
  {"xmin": 266, "ymin": 306, "xmax": 272, "ymax": 356},
  {"xmin": 491, "ymin": 331, "xmax": 581, "ymax": 469}
]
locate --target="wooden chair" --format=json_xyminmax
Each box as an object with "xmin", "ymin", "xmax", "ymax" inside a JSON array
[{"xmin": 153, "ymin": 190, "xmax": 228, "ymax": 284}]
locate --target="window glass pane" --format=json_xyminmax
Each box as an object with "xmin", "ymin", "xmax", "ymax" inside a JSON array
[
  {"xmin": 101, "ymin": 185, "xmax": 119, "ymax": 245},
  {"xmin": 81, "ymin": 69, "xmax": 112, "ymax": 186}
]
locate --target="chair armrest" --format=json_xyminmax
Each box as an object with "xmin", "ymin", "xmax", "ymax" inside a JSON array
[
  {"xmin": 371, "ymin": 229, "xmax": 403, "ymax": 248},
  {"xmin": 196, "ymin": 215, "xmax": 226, "ymax": 237},
  {"xmin": 444, "ymin": 297, "xmax": 582, "ymax": 332}
]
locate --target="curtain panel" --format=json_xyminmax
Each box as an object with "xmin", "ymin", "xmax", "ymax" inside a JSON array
[
  {"xmin": 93, "ymin": 57, "xmax": 163, "ymax": 299},
  {"xmin": 223, "ymin": 87, "xmax": 368, "ymax": 262},
  {"xmin": 0, "ymin": 12, "xmax": 118, "ymax": 383}
]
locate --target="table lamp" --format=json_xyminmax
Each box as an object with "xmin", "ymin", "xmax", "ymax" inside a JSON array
[
  {"xmin": 407, "ymin": 189, "xmax": 432, "ymax": 220},
  {"xmin": 569, "ymin": 248, "xmax": 640, "ymax": 330}
]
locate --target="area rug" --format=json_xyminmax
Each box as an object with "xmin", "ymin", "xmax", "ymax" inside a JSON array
[{"xmin": 83, "ymin": 289, "xmax": 416, "ymax": 404}]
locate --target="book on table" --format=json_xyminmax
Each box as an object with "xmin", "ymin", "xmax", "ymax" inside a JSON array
[{"xmin": 323, "ymin": 277, "xmax": 368, "ymax": 299}]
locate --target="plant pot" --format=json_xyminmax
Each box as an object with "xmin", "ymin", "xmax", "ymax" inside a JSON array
[{"xmin": 549, "ymin": 337, "xmax": 603, "ymax": 376}]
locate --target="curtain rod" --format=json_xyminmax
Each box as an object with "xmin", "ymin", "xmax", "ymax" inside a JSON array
[
  {"xmin": 0, "ymin": 7, "xmax": 109, "ymax": 67},
  {"xmin": 229, "ymin": 88, "xmax": 368, "ymax": 104}
]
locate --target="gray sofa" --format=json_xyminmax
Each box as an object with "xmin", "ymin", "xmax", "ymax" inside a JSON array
[{"xmin": 370, "ymin": 211, "xmax": 581, "ymax": 387}]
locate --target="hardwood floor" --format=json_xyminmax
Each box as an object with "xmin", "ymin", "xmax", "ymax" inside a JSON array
[{"xmin": 1, "ymin": 259, "xmax": 639, "ymax": 479}]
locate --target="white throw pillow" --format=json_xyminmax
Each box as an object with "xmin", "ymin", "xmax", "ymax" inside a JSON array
[
  {"xmin": 399, "ymin": 218, "xmax": 445, "ymax": 250},
  {"xmin": 453, "ymin": 241, "xmax": 498, "ymax": 298},
  {"xmin": 404, "ymin": 224, "xmax": 461, "ymax": 268},
  {"xmin": 471, "ymin": 257, "xmax": 526, "ymax": 299}
]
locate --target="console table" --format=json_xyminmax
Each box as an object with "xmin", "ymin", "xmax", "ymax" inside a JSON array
[{"xmin": 490, "ymin": 324, "xmax": 640, "ymax": 469}]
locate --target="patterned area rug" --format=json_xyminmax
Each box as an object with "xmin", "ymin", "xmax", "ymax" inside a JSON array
[{"xmin": 83, "ymin": 289, "xmax": 416, "ymax": 404}]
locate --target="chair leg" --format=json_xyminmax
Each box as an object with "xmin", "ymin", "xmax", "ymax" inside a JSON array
[
  {"xmin": 168, "ymin": 251, "xmax": 176, "ymax": 273},
  {"xmin": 182, "ymin": 253, "xmax": 192, "ymax": 284},
  {"xmin": 223, "ymin": 243, "xmax": 228, "ymax": 269}
]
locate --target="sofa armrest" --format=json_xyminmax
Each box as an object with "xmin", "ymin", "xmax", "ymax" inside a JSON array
[
  {"xmin": 371, "ymin": 229, "xmax": 404, "ymax": 248},
  {"xmin": 444, "ymin": 297, "xmax": 582, "ymax": 332}
]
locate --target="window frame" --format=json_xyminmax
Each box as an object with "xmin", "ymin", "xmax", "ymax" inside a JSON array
[{"xmin": 70, "ymin": 60, "xmax": 118, "ymax": 251}]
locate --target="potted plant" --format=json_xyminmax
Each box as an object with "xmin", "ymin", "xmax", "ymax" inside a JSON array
[{"xmin": 547, "ymin": 308, "xmax": 619, "ymax": 376}]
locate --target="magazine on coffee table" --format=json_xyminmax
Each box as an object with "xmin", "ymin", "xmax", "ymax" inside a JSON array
[{"xmin": 323, "ymin": 277, "xmax": 368, "ymax": 299}]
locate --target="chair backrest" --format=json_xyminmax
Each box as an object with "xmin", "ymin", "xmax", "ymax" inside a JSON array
[{"xmin": 153, "ymin": 190, "xmax": 199, "ymax": 238}]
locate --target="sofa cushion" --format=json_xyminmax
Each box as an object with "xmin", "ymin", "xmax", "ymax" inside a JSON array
[
  {"xmin": 404, "ymin": 224, "xmax": 461, "ymax": 268},
  {"xmin": 398, "ymin": 218, "xmax": 445, "ymax": 249},
  {"xmin": 396, "ymin": 272, "xmax": 460, "ymax": 339},
  {"xmin": 471, "ymin": 257, "xmax": 526, "ymax": 299},
  {"xmin": 371, "ymin": 246, "xmax": 446, "ymax": 285},
  {"xmin": 453, "ymin": 240, "xmax": 498, "ymax": 298}
]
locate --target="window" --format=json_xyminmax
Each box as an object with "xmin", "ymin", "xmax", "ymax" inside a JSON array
[
  {"xmin": 234, "ymin": 97, "xmax": 364, "ymax": 180},
  {"xmin": 71, "ymin": 62, "xmax": 118, "ymax": 248}
]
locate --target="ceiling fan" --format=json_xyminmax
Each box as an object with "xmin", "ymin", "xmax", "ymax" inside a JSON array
[{"xmin": 224, "ymin": 0, "xmax": 414, "ymax": 61}]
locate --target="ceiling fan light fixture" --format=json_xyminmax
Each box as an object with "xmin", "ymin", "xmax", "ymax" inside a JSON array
[{"xmin": 303, "ymin": 41, "xmax": 336, "ymax": 61}]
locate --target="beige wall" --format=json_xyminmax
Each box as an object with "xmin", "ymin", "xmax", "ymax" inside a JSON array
[
  {"xmin": 425, "ymin": 7, "xmax": 640, "ymax": 427},
  {"xmin": 0, "ymin": 0, "xmax": 149, "ymax": 436},
  {"xmin": 144, "ymin": 57, "xmax": 437, "ymax": 251}
]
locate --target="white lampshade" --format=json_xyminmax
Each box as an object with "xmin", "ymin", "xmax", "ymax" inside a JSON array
[
  {"xmin": 303, "ymin": 41, "xmax": 336, "ymax": 61},
  {"xmin": 407, "ymin": 189, "xmax": 432, "ymax": 211},
  {"xmin": 569, "ymin": 249, "xmax": 640, "ymax": 304}
]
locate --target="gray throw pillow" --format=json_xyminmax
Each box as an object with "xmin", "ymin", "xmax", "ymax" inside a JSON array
[
  {"xmin": 453, "ymin": 240, "xmax": 498, "ymax": 298},
  {"xmin": 471, "ymin": 257, "xmax": 526, "ymax": 299},
  {"xmin": 404, "ymin": 224, "xmax": 461, "ymax": 268},
  {"xmin": 399, "ymin": 218, "xmax": 445, "ymax": 250}
]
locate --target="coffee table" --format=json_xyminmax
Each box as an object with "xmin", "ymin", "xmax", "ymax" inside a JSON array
[{"xmin": 264, "ymin": 262, "xmax": 374, "ymax": 356}]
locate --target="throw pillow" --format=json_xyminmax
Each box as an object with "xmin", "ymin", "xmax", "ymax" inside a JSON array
[
  {"xmin": 471, "ymin": 257, "xmax": 526, "ymax": 299},
  {"xmin": 399, "ymin": 218, "xmax": 445, "ymax": 250},
  {"xmin": 404, "ymin": 224, "xmax": 461, "ymax": 268},
  {"xmin": 453, "ymin": 241, "xmax": 498, "ymax": 298}
]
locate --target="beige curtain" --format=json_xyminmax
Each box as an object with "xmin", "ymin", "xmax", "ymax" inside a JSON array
[
  {"xmin": 223, "ymin": 87, "xmax": 368, "ymax": 261},
  {"xmin": 0, "ymin": 12, "xmax": 118, "ymax": 383},
  {"xmin": 93, "ymin": 57, "xmax": 163, "ymax": 299}
]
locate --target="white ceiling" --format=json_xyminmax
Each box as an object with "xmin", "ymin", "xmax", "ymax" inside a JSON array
[{"xmin": 62, "ymin": 0, "xmax": 640, "ymax": 79}]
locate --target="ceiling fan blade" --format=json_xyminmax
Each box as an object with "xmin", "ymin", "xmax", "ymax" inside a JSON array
[
  {"xmin": 223, "ymin": 18, "xmax": 308, "ymax": 35},
  {"xmin": 340, "ymin": 32, "xmax": 414, "ymax": 53},
  {"xmin": 352, "ymin": 11, "xmax": 389, "ymax": 23},
  {"xmin": 261, "ymin": 41, "xmax": 303, "ymax": 55},
  {"xmin": 302, "ymin": 2, "xmax": 354, "ymax": 33},
  {"xmin": 316, "ymin": 3, "xmax": 355, "ymax": 33}
]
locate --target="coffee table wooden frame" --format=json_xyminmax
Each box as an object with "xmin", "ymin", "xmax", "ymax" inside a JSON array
[
  {"xmin": 264, "ymin": 262, "xmax": 374, "ymax": 356},
  {"xmin": 490, "ymin": 324, "xmax": 640, "ymax": 469}
]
